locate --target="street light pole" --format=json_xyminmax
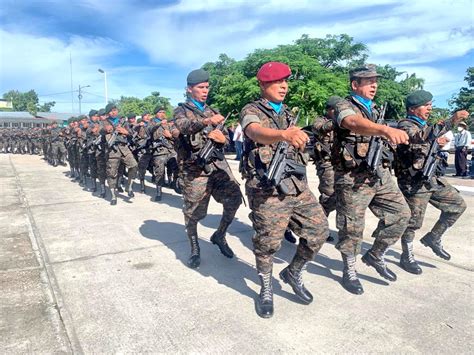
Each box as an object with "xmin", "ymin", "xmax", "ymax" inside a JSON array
[
  {"xmin": 78, "ymin": 84, "xmax": 90, "ymax": 114},
  {"xmin": 98, "ymin": 68, "xmax": 108, "ymax": 105}
]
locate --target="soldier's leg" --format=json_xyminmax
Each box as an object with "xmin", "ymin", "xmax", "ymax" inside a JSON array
[
  {"xmin": 106, "ymin": 156, "xmax": 120, "ymax": 205},
  {"xmin": 88, "ymin": 153, "xmax": 98, "ymax": 192},
  {"xmin": 420, "ymin": 181, "xmax": 466, "ymax": 260},
  {"xmin": 79, "ymin": 152, "xmax": 89, "ymax": 186},
  {"xmin": 96, "ymin": 152, "xmax": 107, "ymax": 198},
  {"xmin": 209, "ymin": 169, "xmax": 242, "ymax": 258},
  {"xmin": 248, "ymin": 188, "xmax": 292, "ymax": 317},
  {"xmin": 58, "ymin": 143, "xmax": 67, "ymax": 165},
  {"xmin": 50, "ymin": 143, "xmax": 59, "ymax": 166},
  {"xmin": 364, "ymin": 173, "xmax": 411, "ymax": 280},
  {"xmin": 122, "ymin": 149, "xmax": 138, "ymax": 198},
  {"xmin": 335, "ymin": 173, "xmax": 375, "ymax": 295},
  {"xmin": 137, "ymin": 152, "xmax": 152, "ymax": 193},
  {"xmin": 281, "ymin": 189, "xmax": 328, "ymax": 304},
  {"xmin": 317, "ymin": 164, "xmax": 336, "ymax": 216},
  {"xmin": 152, "ymin": 155, "xmax": 167, "ymax": 201},
  {"xmin": 182, "ymin": 174, "xmax": 212, "ymax": 268}
]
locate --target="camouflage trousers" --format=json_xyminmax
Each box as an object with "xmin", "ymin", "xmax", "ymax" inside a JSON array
[
  {"xmin": 106, "ymin": 145, "xmax": 138, "ymax": 189},
  {"xmin": 152, "ymin": 153, "xmax": 169, "ymax": 184},
  {"xmin": 316, "ymin": 161, "xmax": 336, "ymax": 216},
  {"xmin": 137, "ymin": 151, "xmax": 153, "ymax": 180},
  {"xmin": 335, "ymin": 168, "xmax": 410, "ymax": 257},
  {"xmin": 398, "ymin": 178, "xmax": 466, "ymax": 243},
  {"xmin": 80, "ymin": 150, "xmax": 89, "ymax": 175},
  {"xmin": 95, "ymin": 150, "xmax": 107, "ymax": 184},
  {"xmin": 88, "ymin": 152, "xmax": 97, "ymax": 179},
  {"xmin": 247, "ymin": 185, "xmax": 328, "ymax": 273},
  {"xmin": 182, "ymin": 166, "xmax": 242, "ymax": 238},
  {"xmin": 67, "ymin": 145, "xmax": 76, "ymax": 169},
  {"xmin": 51, "ymin": 141, "xmax": 66, "ymax": 162},
  {"xmin": 166, "ymin": 154, "xmax": 179, "ymax": 182}
]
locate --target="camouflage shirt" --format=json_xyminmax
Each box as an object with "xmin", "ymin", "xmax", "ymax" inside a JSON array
[
  {"xmin": 312, "ymin": 115, "xmax": 334, "ymax": 163},
  {"xmin": 396, "ymin": 116, "xmax": 453, "ymax": 188},
  {"xmin": 240, "ymin": 97, "xmax": 309, "ymax": 195},
  {"xmin": 174, "ymin": 100, "xmax": 229, "ymax": 173},
  {"xmin": 332, "ymin": 95, "xmax": 383, "ymax": 172}
]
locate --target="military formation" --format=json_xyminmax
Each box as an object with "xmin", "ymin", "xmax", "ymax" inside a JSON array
[{"xmin": 3, "ymin": 63, "xmax": 469, "ymax": 319}]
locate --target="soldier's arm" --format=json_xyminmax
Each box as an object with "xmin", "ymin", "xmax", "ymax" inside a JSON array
[
  {"xmin": 335, "ymin": 102, "xmax": 408, "ymax": 145},
  {"xmin": 174, "ymin": 106, "xmax": 207, "ymax": 135},
  {"xmin": 312, "ymin": 116, "xmax": 333, "ymax": 135}
]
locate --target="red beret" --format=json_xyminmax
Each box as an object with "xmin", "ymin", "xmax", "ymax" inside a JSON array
[{"xmin": 256, "ymin": 62, "xmax": 291, "ymax": 82}]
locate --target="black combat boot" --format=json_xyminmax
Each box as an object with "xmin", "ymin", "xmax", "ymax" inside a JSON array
[
  {"xmin": 187, "ymin": 235, "xmax": 200, "ymax": 269},
  {"xmin": 90, "ymin": 178, "xmax": 97, "ymax": 193},
  {"xmin": 52, "ymin": 159, "xmax": 58, "ymax": 167},
  {"xmin": 362, "ymin": 246, "xmax": 397, "ymax": 281},
  {"xmin": 170, "ymin": 178, "xmax": 177, "ymax": 191},
  {"xmin": 326, "ymin": 233, "xmax": 335, "ymax": 242},
  {"xmin": 79, "ymin": 172, "xmax": 85, "ymax": 187},
  {"xmin": 256, "ymin": 272, "xmax": 274, "ymax": 318},
  {"xmin": 341, "ymin": 254, "xmax": 364, "ymax": 295},
  {"xmin": 284, "ymin": 229, "xmax": 297, "ymax": 244},
  {"xmin": 140, "ymin": 179, "xmax": 146, "ymax": 193},
  {"xmin": 74, "ymin": 170, "xmax": 80, "ymax": 181},
  {"xmin": 210, "ymin": 231, "xmax": 234, "ymax": 258},
  {"xmin": 110, "ymin": 188, "xmax": 117, "ymax": 206},
  {"xmin": 155, "ymin": 185, "xmax": 162, "ymax": 201},
  {"xmin": 99, "ymin": 183, "xmax": 106, "ymax": 198},
  {"xmin": 400, "ymin": 240, "xmax": 422, "ymax": 274},
  {"xmin": 125, "ymin": 178, "xmax": 134, "ymax": 198},
  {"xmin": 420, "ymin": 233, "xmax": 451, "ymax": 260},
  {"xmin": 279, "ymin": 255, "xmax": 313, "ymax": 304},
  {"xmin": 173, "ymin": 178, "xmax": 182, "ymax": 194}
]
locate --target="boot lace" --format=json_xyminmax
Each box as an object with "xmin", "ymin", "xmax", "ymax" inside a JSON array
[
  {"xmin": 406, "ymin": 242, "xmax": 416, "ymax": 263},
  {"xmin": 190, "ymin": 237, "xmax": 200, "ymax": 256},
  {"xmin": 260, "ymin": 273, "xmax": 273, "ymax": 301},
  {"xmin": 346, "ymin": 256, "xmax": 358, "ymax": 281}
]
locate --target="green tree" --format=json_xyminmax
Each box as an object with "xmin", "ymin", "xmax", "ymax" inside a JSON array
[
  {"xmin": 2, "ymin": 89, "xmax": 55, "ymax": 114},
  {"xmin": 114, "ymin": 91, "xmax": 172, "ymax": 117},
  {"xmin": 449, "ymin": 67, "xmax": 473, "ymax": 129}
]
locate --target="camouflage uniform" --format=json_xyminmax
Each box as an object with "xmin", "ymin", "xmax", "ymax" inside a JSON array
[
  {"xmin": 333, "ymin": 96, "xmax": 410, "ymax": 257},
  {"xmin": 393, "ymin": 116, "xmax": 466, "ymax": 263},
  {"xmin": 50, "ymin": 126, "xmax": 67, "ymax": 166},
  {"xmin": 94, "ymin": 121, "xmax": 108, "ymax": 196},
  {"xmin": 103, "ymin": 117, "xmax": 138, "ymax": 204},
  {"xmin": 312, "ymin": 115, "xmax": 336, "ymax": 216},
  {"xmin": 240, "ymin": 98, "xmax": 329, "ymax": 274},
  {"xmin": 174, "ymin": 100, "xmax": 242, "ymax": 266}
]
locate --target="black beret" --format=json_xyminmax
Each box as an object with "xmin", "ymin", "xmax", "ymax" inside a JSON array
[
  {"xmin": 154, "ymin": 106, "xmax": 166, "ymax": 114},
  {"xmin": 349, "ymin": 64, "xmax": 382, "ymax": 80},
  {"xmin": 89, "ymin": 109, "xmax": 98, "ymax": 117},
  {"xmin": 97, "ymin": 108, "xmax": 106, "ymax": 116},
  {"xmin": 187, "ymin": 69, "xmax": 209, "ymax": 86},
  {"xmin": 105, "ymin": 103, "xmax": 117, "ymax": 114},
  {"xmin": 405, "ymin": 90, "xmax": 433, "ymax": 109},
  {"xmin": 326, "ymin": 96, "xmax": 343, "ymax": 109},
  {"xmin": 127, "ymin": 113, "xmax": 137, "ymax": 119}
]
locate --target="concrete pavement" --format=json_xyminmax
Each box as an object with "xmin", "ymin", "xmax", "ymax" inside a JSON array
[{"xmin": 1, "ymin": 153, "xmax": 473, "ymax": 353}]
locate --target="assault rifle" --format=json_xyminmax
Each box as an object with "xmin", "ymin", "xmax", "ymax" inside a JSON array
[
  {"xmin": 196, "ymin": 110, "xmax": 235, "ymax": 171},
  {"xmin": 107, "ymin": 118, "xmax": 126, "ymax": 148},
  {"xmin": 264, "ymin": 111, "xmax": 306, "ymax": 195},
  {"xmin": 366, "ymin": 103, "xmax": 387, "ymax": 180},
  {"xmin": 421, "ymin": 125, "xmax": 443, "ymax": 181}
]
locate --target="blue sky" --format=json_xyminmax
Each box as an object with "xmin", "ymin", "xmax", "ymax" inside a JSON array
[{"xmin": 0, "ymin": 0, "xmax": 472, "ymax": 114}]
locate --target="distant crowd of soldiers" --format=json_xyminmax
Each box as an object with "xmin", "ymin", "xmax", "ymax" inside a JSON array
[
  {"xmin": 0, "ymin": 128, "xmax": 43, "ymax": 155},
  {"xmin": 2, "ymin": 63, "xmax": 469, "ymax": 319}
]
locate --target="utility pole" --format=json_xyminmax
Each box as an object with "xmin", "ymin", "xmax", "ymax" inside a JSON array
[{"xmin": 78, "ymin": 84, "xmax": 90, "ymax": 114}]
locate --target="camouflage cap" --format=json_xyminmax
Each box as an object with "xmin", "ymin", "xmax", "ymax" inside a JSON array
[
  {"xmin": 349, "ymin": 64, "xmax": 382, "ymax": 80},
  {"xmin": 187, "ymin": 69, "xmax": 209, "ymax": 86},
  {"xmin": 405, "ymin": 90, "xmax": 433, "ymax": 109},
  {"xmin": 89, "ymin": 109, "xmax": 98, "ymax": 117},
  {"xmin": 97, "ymin": 108, "xmax": 106, "ymax": 116},
  {"xmin": 325, "ymin": 95, "xmax": 343, "ymax": 109},
  {"xmin": 105, "ymin": 103, "xmax": 117, "ymax": 114}
]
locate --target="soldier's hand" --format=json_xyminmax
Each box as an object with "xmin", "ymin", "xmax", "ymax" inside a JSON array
[
  {"xmin": 117, "ymin": 127, "xmax": 128, "ymax": 135},
  {"xmin": 171, "ymin": 129, "xmax": 180, "ymax": 138},
  {"xmin": 163, "ymin": 129, "xmax": 172, "ymax": 138},
  {"xmin": 282, "ymin": 126, "xmax": 309, "ymax": 151},
  {"xmin": 206, "ymin": 114, "xmax": 225, "ymax": 126},
  {"xmin": 451, "ymin": 110, "xmax": 469, "ymax": 124},
  {"xmin": 207, "ymin": 129, "xmax": 226, "ymax": 144},
  {"xmin": 437, "ymin": 137, "xmax": 447, "ymax": 147},
  {"xmin": 382, "ymin": 126, "xmax": 409, "ymax": 145}
]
